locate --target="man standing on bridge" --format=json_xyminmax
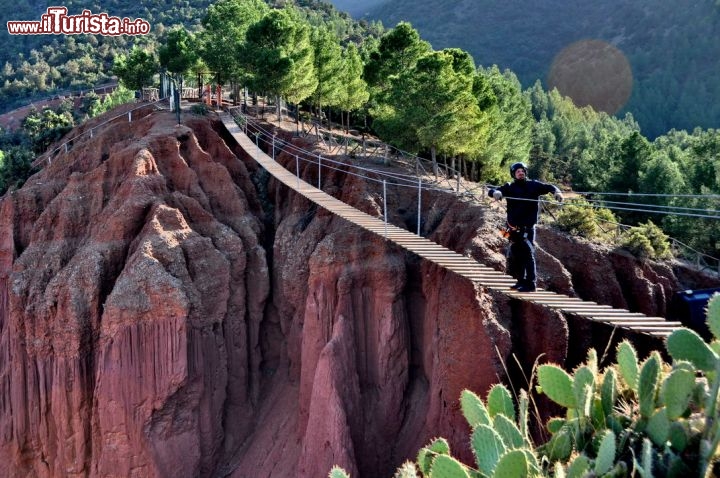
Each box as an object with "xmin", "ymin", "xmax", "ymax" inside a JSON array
[{"xmin": 488, "ymin": 162, "xmax": 563, "ymax": 292}]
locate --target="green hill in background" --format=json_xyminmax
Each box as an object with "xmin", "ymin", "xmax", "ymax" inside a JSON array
[
  {"xmin": 0, "ymin": 0, "xmax": 213, "ymax": 113},
  {"xmin": 361, "ymin": 0, "xmax": 720, "ymax": 138}
]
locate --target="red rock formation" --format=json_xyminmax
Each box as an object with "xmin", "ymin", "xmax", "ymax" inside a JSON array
[{"xmin": 0, "ymin": 107, "xmax": 717, "ymax": 478}]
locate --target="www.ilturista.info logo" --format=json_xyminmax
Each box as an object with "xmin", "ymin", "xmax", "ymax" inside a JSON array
[{"xmin": 7, "ymin": 7, "xmax": 150, "ymax": 36}]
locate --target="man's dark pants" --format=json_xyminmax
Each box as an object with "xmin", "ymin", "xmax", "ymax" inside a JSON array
[{"xmin": 506, "ymin": 226, "xmax": 536, "ymax": 287}]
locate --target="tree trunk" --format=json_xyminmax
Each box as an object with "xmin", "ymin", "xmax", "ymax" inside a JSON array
[{"xmin": 431, "ymin": 146, "xmax": 438, "ymax": 178}]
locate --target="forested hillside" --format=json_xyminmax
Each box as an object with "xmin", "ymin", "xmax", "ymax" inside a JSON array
[
  {"xmin": 0, "ymin": 0, "xmax": 380, "ymax": 113},
  {"xmin": 364, "ymin": 0, "xmax": 720, "ymax": 138}
]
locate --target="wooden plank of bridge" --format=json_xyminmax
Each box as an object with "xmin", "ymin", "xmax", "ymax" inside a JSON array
[{"xmin": 219, "ymin": 111, "xmax": 681, "ymax": 339}]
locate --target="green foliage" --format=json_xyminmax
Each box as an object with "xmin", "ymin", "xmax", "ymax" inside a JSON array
[
  {"xmin": 336, "ymin": 44, "xmax": 369, "ymax": 117},
  {"xmin": 637, "ymin": 352, "xmax": 661, "ymax": 419},
  {"xmin": 363, "ymin": 21, "xmax": 431, "ymax": 93},
  {"xmin": 474, "ymin": 66, "xmax": 533, "ymax": 184},
  {"xmin": 199, "ymin": 0, "xmax": 269, "ymax": 85},
  {"xmin": 373, "ymin": 47, "xmax": 483, "ymax": 172},
  {"xmin": 159, "ymin": 27, "xmax": 199, "ymax": 78},
  {"xmin": 621, "ymin": 221, "xmax": 673, "ymax": 260},
  {"xmin": 554, "ymin": 200, "xmax": 601, "ymax": 239},
  {"xmin": 310, "ymin": 26, "xmax": 344, "ymax": 112},
  {"xmin": 84, "ymin": 86, "xmax": 135, "ymax": 118},
  {"xmin": 394, "ymin": 461, "xmax": 420, "ymax": 478},
  {"xmin": 244, "ymin": 7, "xmax": 318, "ymax": 111},
  {"xmin": 190, "ymin": 103, "xmax": 209, "ymax": 116},
  {"xmin": 22, "ymin": 105, "xmax": 74, "ymax": 153},
  {"xmin": 113, "ymin": 47, "xmax": 158, "ymax": 91},
  {"xmin": 0, "ymin": 146, "xmax": 34, "ymax": 194}
]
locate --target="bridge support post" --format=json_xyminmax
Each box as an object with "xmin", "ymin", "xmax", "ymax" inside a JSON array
[
  {"xmin": 417, "ymin": 177, "xmax": 422, "ymax": 236},
  {"xmin": 295, "ymin": 155, "xmax": 300, "ymax": 188},
  {"xmin": 383, "ymin": 179, "xmax": 388, "ymax": 238},
  {"xmin": 318, "ymin": 155, "xmax": 322, "ymax": 189}
]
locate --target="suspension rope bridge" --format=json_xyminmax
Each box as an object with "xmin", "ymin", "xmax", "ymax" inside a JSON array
[{"xmin": 218, "ymin": 110, "xmax": 683, "ymax": 339}]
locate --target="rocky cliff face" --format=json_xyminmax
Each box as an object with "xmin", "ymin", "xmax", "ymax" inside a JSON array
[{"xmin": 0, "ymin": 107, "xmax": 717, "ymax": 477}]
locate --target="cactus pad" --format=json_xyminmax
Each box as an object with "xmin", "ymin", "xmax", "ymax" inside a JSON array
[
  {"xmin": 667, "ymin": 328, "xmax": 718, "ymax": 372},
  {"xmin": 461, "ymin": 390, "xmax": 491, "ymax": 429},
  {"xmin": 537, "ymin": 364, "xmax": 577, "ymax": 408},
  {"xmin": 706, "ymin": 294, "xmax": 720, "ymax": 340},
  {"xmin": 661, "ymin": 367, "xmax": 694, "ymax": 419},
  {"xmin": 594, "ymin": 430, "xmax": 617, "ymax": 475},
  {"xmin": 429, "ymin": 455, "xmax": 471, "ymax": 478},
  {"xmin": 492, "ymin": 450, "xmax": 528, "ymax": 478},
  {"xmin": 487, "ymin": 384, "xmax": 516, "ymax": 420},
  {"xmin": 471, "ymin": 424, "xmax": 506, "ymax": 475},
  {"xmin": 616, "ymin": 341, "xmax": 640, "ymax": 392},
  {"xmin": 638, "ymin": 353, "xmax": 661, "ymax": 419}
]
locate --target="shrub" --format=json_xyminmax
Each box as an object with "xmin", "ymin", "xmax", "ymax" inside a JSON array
[
  {"xmin": 190, "ymin": 103, "xmax": 209, "ymax": 116},
  {"xmin": 621, "ymin": 220, "xmax": 673, "ymax": 260},
  {"xmin": 555, "ymin": 199, "xmax": 616, "ymax": 240}
]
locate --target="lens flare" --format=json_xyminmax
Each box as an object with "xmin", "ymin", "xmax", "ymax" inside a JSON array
[{"xmin": 547, "ymin": 39, "xmax": 633, "ymax": 115}]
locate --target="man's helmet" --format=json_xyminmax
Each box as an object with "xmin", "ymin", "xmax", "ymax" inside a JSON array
[{"xmin": 510, "ymin": 162, "xmax": 528, "ymax": 178}]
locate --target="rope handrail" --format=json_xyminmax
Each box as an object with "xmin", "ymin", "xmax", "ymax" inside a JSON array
[
  {"xmin": 32, "ymin": 97, "xmax": 171, "ymax": 167},
  {"xmin": 576, "ymin": 191, "xmax": 720, "ymax": 199},
  {"xmin": 228, "ymin": 106, "xmax": 480, "ymax": 197}
]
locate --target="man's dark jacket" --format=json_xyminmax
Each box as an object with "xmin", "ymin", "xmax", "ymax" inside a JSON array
[{"xmin": 489, "ymin": 179, "xmax": 559, "ymax": 228}]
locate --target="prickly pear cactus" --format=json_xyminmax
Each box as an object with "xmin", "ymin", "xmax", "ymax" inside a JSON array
[
  {"xmin": 537, "ymin": 364, "xmax": 577, "ymax": 408},
  {"xmin": 666, "ymin": 328, "xmax": 718, "ymax": 372},
  {"xmin": 328, "ymin": 466, "xmax": 351, "ymax": 478},
  {"xmin": 393, "ymin": 462, "xmax": 420, "ymax": 478},
  {"xmin": 638, "ymin": 352, "xmax": 661, "ymax": 419},
  {"xmin": 471, "ymin": 425, "xmax": 506, "ymax": 475},
  {"xmin": 492, "ymin": 450, "xmax": 528, "ymax": 478},
  {"xmin": 487, "ymin": 384, "xmax": 515, "ymax": 420},
  {"xmin": 706, "ymin": 293, "xmax": 720, "ymax": 339},
  {"xmin": 460, "ymin": 389, "xmax": 490, "ymax": 428},
  {"xmin": 429, "ymin": 455, "xmax": 471, "ymax": 478},
  {"xmin": 616, "ymin": 340, "xmax": 639, "ymax": 392}
]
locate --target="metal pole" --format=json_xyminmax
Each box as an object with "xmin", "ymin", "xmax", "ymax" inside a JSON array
[
  {"xmin": 417, "ymin": 177, "xmax": 422, "ymax": 236},
  {"xmin": 256, "ymin": 133, "xmax": 260, "ymax": 158},
  {"xmin": 272, "ymin": 135, "xmax": 275, "ymax": 161},
  {"xmin": 296, "ymin": 155, "xmax": 300, "ymax": 188},
  {"xmin": 128, "ymin": 111, "xmax": 132, "ymax": 122},
  {"xmin": 64, "ymin": 143, "xmax": 68, "ymax": 153},
  {"xmin": 383, "ymin": 179, "xmax": 388, "ymax": 238},
  {"xmin": 318, "ymin": 155, "xmax": 322, "ymax": 189}
]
